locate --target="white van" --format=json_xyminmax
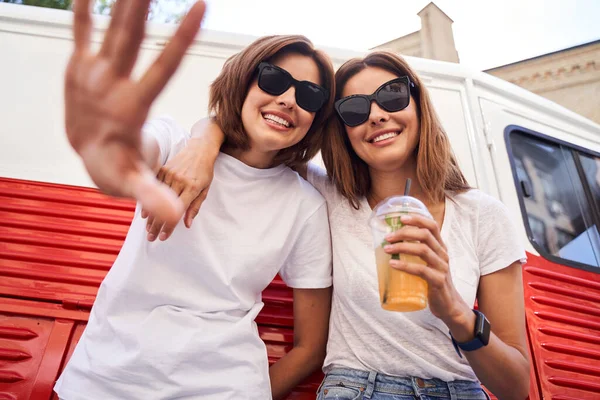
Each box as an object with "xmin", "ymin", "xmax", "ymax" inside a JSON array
[{"xmin": 0, "ymin": 3, "xmax": 599, "ymax": 400}]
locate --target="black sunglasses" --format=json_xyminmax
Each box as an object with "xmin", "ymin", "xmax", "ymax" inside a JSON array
[
  {"xmin": 256, "ymin": 62, "xmax": 329, "ymax": 113},
  {"xmin": 335, "ymin": 76, "xmax": 416, "ymax": 127}
]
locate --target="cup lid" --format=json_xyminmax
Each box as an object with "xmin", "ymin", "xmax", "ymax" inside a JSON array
[{"xmin": 371, "ymin": 195, "xmax": 431, "ymax": 219}]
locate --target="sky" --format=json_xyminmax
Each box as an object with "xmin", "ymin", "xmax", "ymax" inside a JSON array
[{"xmin": 190, "ymin": 0, "xmax": 600, "ymax": 71}]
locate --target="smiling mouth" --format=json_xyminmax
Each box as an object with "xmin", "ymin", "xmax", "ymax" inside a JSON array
[
  {"xmin": 370, "ymin": 131, "xmax": 401, "ymax": 143},
  {"xmin": 263, "ymin": 113, "xmax": 293, "ymax": 128}
]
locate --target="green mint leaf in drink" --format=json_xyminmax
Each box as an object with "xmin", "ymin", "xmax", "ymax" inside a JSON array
[{"xmin": 382, "ymin": 213, "xmax": 406, "ymax": 260}]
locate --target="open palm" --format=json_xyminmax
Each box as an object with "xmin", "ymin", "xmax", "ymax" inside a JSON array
[{"xmin": 65, "ymin": 0, "xmax": 206, "ymax": 224}]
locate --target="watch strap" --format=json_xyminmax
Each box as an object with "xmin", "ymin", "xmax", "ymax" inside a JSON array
[{"xmin": 450, "ymin": 309, "xmax": 490, "ymax": 358}]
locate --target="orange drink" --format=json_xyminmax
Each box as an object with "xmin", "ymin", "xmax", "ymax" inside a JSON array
[{"xmin": 369, "ymin": 195, "xmax": 432, "ymax": 312}]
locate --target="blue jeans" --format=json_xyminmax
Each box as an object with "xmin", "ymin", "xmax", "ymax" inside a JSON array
[{"xmin": 317, "ymin": 368, "xmax": 491, "ymax": 400}]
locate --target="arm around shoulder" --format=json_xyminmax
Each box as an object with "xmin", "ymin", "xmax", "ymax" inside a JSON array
[{"xmin": 190, "ymin": 117, "xmax": 225, "ymax": 160}]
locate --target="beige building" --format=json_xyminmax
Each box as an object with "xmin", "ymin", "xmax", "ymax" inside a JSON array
[
  {"xmin": 485, "ymin": 40, "xmax": 600, "ymax": 125},
  {"xmin": 371, "ymin": 2, "xmax": 459, "ymax": 63},
  {"xmin": 372, "ymin": 2, "xmax": 600, "ymax": 125}
]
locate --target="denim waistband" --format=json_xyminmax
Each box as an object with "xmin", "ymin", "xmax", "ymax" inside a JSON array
[{"xmin": 319, "ymin": 367, "xmax": 490, "ymax": 400}]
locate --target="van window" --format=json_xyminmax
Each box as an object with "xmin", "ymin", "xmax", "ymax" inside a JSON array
[
  {"xmin": 580, "ymin": 154, "xmax": 600, "ymax": 213},
  {"xmin": 508, "ymin": 129, "xmax": 600, "ymax": 269}
]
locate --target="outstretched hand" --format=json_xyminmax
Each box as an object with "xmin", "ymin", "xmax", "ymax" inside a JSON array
[{"xmin": 65, "ymin": 0, "xmax": 206, "ymax": 225}]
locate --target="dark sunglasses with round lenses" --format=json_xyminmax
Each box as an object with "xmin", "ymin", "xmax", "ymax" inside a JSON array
[
  {"xmin": 335, "ymin": 76, "xmax": 416, "ymax": 127},
  {"xmin": 257, "ymin": 62, "xmax": 329, "ymax": 113}
]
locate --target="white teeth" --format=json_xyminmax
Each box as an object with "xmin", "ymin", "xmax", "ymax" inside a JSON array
[
  {"xmin": 263, "ymin": 114, "xmax": 290, "ymax": 127},
  {"xmin": 372, "ymin": 132, "xmax": 399, "ymax": 143}
]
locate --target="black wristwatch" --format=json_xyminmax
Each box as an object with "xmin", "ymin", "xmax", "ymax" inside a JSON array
[{"xmin": 450, "ymin": 309, "xmax": 491, "ymax": 358}]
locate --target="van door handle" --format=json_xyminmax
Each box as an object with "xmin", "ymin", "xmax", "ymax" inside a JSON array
[{"xmin": 521, "ymin": 180, "xmax": 533, "ymax": 198}]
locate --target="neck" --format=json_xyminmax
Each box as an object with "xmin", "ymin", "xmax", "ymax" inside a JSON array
[
  {"xmin": 222, "ymin": 146, "xmax": 278, "ymax": 169},
  {"xmin": 368, "ymin": 164, "xmax": 425, "ymax": 206}
]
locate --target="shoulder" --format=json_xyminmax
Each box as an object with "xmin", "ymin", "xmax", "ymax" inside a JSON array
[
  {"xmin": 449, "ymin": 189, "xmax": 508, "ymax": 215},
  {"xmin": 449, "ymin": 189, "xmax": 526, "ymax": 266},
  {"xmin": 306, "ymin": 162, "xmax": 329, "ymax": 191},
  {"xmin": 281, "ymin": 167, "xmax": 327, "ymax": 212},
  {"xmin": 142, "ymin": 115, "xmax": 190, "ymax": 148},
  {"xmin": 305, "ymin": 162, "xmax": 347, "ymax": 212},
  {"xmin": 449, "ymin": 188, "xmax": 484, "ymax": 205},
  {"xmin": 144, "ymin": 115, "xmax": 178, "ymax": 132},
  {"xmin": 144, "ymin": 116, "xmax": 190, "ymax": 140},
  {"xmin": 446, "ymin": 189, "xmax": 517, "ymax": 242}
]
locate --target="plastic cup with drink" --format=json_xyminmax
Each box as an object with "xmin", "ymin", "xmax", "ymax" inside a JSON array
[{"xmin": 368, "ymin": 179, "xmax": 433, "ymax": 312}]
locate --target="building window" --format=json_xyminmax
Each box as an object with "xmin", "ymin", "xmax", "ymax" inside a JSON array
[{"xmin": 508, "ymin": 128, "xmax": 600, "ymax": 269}]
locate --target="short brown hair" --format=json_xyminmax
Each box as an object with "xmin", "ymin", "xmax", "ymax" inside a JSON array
[
  {"xmin": 321, "ymin": 51, "xmax": 470, "ymax": 209},
  {"xmin": 209, "ymin": 35, "xmax": 335, "ymax": 169}
]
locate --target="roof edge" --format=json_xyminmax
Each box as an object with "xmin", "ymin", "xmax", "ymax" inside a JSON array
[{"xmin": 485, "ymin": 38, "xmax": 600, "ymax": 72}]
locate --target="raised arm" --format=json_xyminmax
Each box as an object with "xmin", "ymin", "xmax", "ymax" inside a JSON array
[
  {"xmin": 144, "ymin": 118, "xmax": 225, "ymax": 241},
  {"xmin": 65, "ymin": 0, "xmax": 206, "ymax": 225}
]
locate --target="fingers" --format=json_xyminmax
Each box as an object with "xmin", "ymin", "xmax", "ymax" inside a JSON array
[
  {"xmin": 172, "ymin": 186, "xmax": 202, "ymax": 228},
  {"xmin": 110, "ymin": 0, "xmax": 153, "ymax": 75},
  {"xmin": 144, "ymin": 167, "xmax": 174, "ymax": 240},
  {"xmin": 146, "ymin": 216, "xmax": 164, "ymax": 242},
  {"xmin": 73, "ymin": 0, "xmax": 92, "ymax": 52},
  {"xmin": 384, "ymin": 241, "xmax": 447, "ymax": 272},
  {"xmin": 98, "ymin": 0, "xmax": 127, "ymax": 57},
  {"xmin": 145, "ymin": 213, "xmax": 155, "ymax": 233},
  {"xmin": 145, "ymin": 169, "xmax": 185, "ymax": 241},
  {"xmin": 149, "ymin": 186, "xmax": 186, "ymax": 241},
  {"xmin": 391, "ymin": 214, "xmax": 446, "ymax": 250},
  {"xmin": 161, "ymin": 167, "xmax": 185, "ymax": 196},
  {"xmin": 137, "ymin": 1, "xmax": 206, "ymax": 103},
  {"xmin": 389, "ymin": 259, "xmax": 444, "ymax": 288},
  {"xmin": 156, "ymin": 166, "xmax": 167, "ymax": 186},
  {"xmin": 184, "ymin": 189, "xmax": 207, "ymax": 228},
  {"xmin": 146, "ymin": 186, "xmax": 208, "ymax": 241},
  {"xmin": 126, "ymin": 167, "xmax": 184, "ymax": 228},
  {"xmin": 158, "ymin": 222, "xmax": 177, "ymax": 241},
  {"xmin": 385, "ymin": 225, "xmax": 448, "ymax": 263},
  {"xmin": 147, "ymin": 186, "xmax": 207, "ymax": 241}
]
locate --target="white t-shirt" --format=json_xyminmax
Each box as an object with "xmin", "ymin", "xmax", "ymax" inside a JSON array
[
  {"xmin": 307, "ymin": 164, "xmax": 526, "ymax": 382},
  {"xmin": 54, "ymin": 118, "xmax": 332, "ymax": 400}
]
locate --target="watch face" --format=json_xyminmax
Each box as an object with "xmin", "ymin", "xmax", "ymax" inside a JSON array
[{"xmin": 475, "ymin": 310, "xmax": 491, "ymax": 346}]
